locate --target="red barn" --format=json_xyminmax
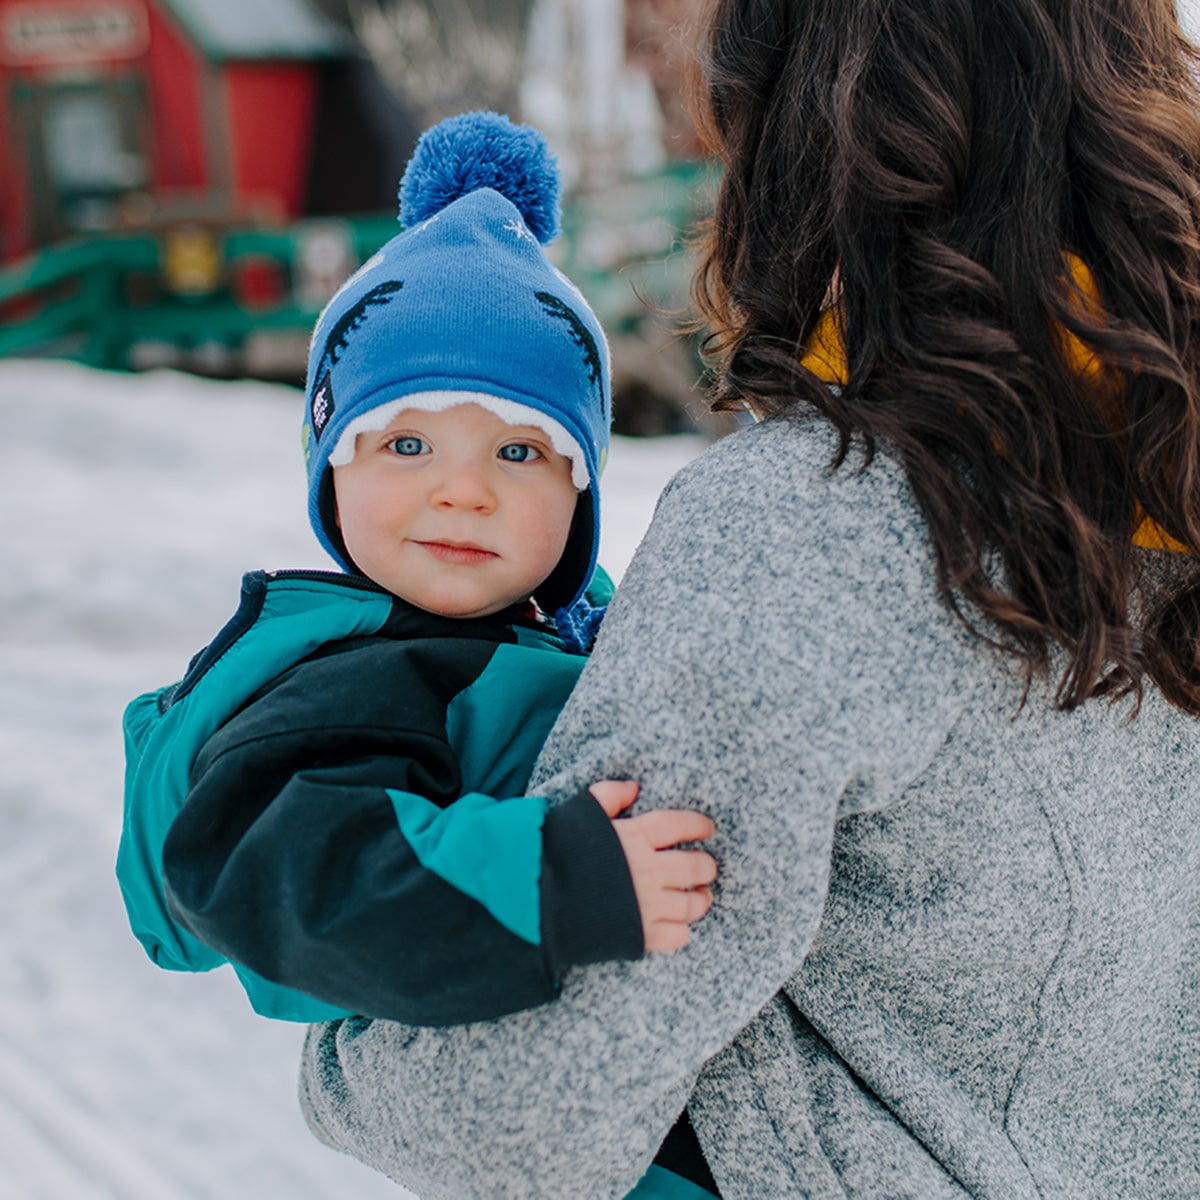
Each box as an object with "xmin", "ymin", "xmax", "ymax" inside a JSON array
[
  {"xmin": 0, "ymin": 0, "xmax": 420, "ymax": 254},
  {"xmin": 0, "ymin": 0, "xmax": 415, "ymax": 371}
]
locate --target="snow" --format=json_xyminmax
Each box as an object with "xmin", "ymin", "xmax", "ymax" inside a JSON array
[{"xmin": 0, "ymin": 359, "xmax": 704, "ymax": 1200}]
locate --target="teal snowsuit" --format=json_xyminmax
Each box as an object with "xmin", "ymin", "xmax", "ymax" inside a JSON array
[{"xmin": 117, "ymin": 568, "xmax": 641, "ymax": 1025}]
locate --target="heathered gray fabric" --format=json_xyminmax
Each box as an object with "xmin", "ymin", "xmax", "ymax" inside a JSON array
[{"xmin": 299, "ymin": 412, "xmax": 1200, "ymax": 1199}]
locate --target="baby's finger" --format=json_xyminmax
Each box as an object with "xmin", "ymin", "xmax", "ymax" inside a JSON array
[
  {"xmin": 651, "ymin": 848, "xmax": 718, "ymax": 890},
  {"xmin": 645, "ymin": 922, "xmax": 691, "ymax": 953},
  {"xmin": 649, "ymin": 886, "xmax": 713, "ymax": 926},
  {"xmin": 589, "ymin": 779, "xmax": 639, "ymax": 817},
  {"xmin": 630, "ymin": 808, "xmax": 715, "ymax": 849}
]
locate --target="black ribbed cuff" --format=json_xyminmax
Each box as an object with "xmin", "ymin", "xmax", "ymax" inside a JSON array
[{"xmin": 540, "ymin": 788, "xmax": 644, "ymax": 972}]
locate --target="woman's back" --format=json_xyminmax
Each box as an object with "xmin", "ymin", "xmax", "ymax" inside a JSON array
[
  {"xmin": 677, "ymin": 428, "xmax": 1200, "ymax": 1200},
  {"xmin": 591, "ymin": 410, "xmax": 1200, "ymax": 1198}
]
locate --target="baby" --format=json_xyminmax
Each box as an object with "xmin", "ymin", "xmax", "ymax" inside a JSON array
[{"xmin": 117, "ymin": 112, "xmax": 716, "ymax": 1026}]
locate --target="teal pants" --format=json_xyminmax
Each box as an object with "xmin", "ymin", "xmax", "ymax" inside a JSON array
[{"xmin": 624, "ymin": 1164, "xmax": 719, "ymax": 1199}]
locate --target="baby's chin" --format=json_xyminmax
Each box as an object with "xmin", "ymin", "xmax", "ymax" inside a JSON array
[{"xmin": 402, "ymin": 590, "xmax": 527, "ymax": 620}]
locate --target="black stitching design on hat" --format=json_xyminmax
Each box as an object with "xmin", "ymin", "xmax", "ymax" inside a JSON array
[
  {"xmin": 534, "ymin": 291, "xmax": 603, "ymax": 389},
  {"xmin": 319, "ymin": 280, "xmax": 405, "ymax": 372}
]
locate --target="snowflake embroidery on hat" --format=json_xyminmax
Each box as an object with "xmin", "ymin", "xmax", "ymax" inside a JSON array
[
  {"xmin": 401, "ymin": 212, "xmax": 443, "ymax": 239},
  {"xmin": 504, "ymin": 218, "xmax": 536, "ymax": 244}
]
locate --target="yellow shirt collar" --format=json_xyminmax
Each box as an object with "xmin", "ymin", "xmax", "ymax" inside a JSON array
[{"xmin": 797, "ymin": 256, "xmax": 1187, "ymax": 553}]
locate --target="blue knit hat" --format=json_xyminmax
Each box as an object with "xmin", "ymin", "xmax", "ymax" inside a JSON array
[{"xmin": 302, "ymin": 111, "xmax": 611, "ymax": 615}]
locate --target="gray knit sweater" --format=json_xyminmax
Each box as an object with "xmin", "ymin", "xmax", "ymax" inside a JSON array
[{"xmin": 300, "ymin": 412, "xmax": 1200, "ymax": 1199}]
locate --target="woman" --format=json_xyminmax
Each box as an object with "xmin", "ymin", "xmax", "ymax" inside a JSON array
[{"xmin": 299, "ymin": 1, "xmax": 1200, "ymax": 1196}]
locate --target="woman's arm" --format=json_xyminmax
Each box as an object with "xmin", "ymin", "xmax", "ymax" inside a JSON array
[{"xmin": 299, "ymin": 418, "xmax": 970, "ymax": 1199}]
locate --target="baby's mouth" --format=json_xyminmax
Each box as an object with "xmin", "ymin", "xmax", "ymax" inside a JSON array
[{"xmin": 414, "ymin": 540, "xmax": 499, "ymax": 565}]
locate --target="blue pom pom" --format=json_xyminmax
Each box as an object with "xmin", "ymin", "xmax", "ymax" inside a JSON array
[{"xmin": 399, "ymin": 111, "xmax": 561, "ymax": 244}]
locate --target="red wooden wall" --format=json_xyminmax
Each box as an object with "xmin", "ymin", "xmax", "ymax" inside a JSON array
[
  {"xmin": 142, "ymin": 0, "xmax": 206, "ymax": 194},
  {"xmin": 224, "ymin": 62, "xmax": 318, "ymax": 221}
]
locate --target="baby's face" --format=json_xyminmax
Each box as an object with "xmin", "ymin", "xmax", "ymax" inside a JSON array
[{"xmin": 332, "ymin": 403, "xmax": 578, "ymax": 618}]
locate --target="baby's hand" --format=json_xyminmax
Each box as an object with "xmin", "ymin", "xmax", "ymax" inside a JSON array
[{"xmin": 589, "ymin": 780, "xmax": 717, "ymax": 953}]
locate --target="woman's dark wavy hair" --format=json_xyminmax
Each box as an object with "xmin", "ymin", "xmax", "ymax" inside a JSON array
[{"xmin": 688, "ymin": 0, "xmax": 1200, "ymax": 712}]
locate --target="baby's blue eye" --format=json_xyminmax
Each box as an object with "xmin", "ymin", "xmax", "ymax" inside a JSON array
[
  {"xmin": 499, "ymin": 443, "xmax": 541, "ymax": 463},
  {"xmin": 389, "ymin": 436, "xmax": 427, "ymax": 456}
]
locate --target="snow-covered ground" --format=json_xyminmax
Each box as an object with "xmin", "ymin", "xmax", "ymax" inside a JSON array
[{"xmin": 0, "ymin": 359, "xmax": 704, "ymax": 1200}]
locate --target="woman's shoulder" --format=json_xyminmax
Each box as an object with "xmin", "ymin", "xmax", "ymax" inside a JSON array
[
  {"xmin": 673, "ymin": 407, "xmax": 909, "ymax": 493},
  {"xmin": 658, "ymin": 409, "xmax": 929, "ymax": 569},
  {"xmin": 615, "ymin": 408, "xmax": 964, "ymax": 696}
]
